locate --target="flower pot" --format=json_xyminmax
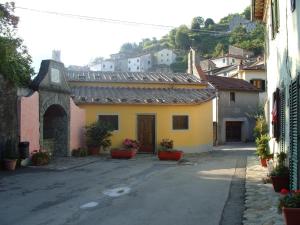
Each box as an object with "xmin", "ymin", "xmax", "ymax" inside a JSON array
[
  {"xmin": 111, "ymin": 149, "xmax": 137, "ymax": 159},
  {"xmin": 158, "ymin": 150, "xmax": 183, "ymax": 161},
  {"xmin": 260, "ymin": 157, "xmax": 268, "ymax": 167},
  {"xmin": 3, "ymin": 159, "xmax": 17, "ymax": 171},
  {"xmin": 283, "ymin": 207, "xmax": 300, "ymax": 225},
  {"xmin": 271, "ymin": 175, "xmax": 290, "ymax": 192},
  {"xmin": 88, "ymin": 147, "xmax": 100, "ymax": 155}
]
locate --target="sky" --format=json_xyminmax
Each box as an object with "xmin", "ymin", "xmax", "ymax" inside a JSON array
[{"xmin": 4, "ymin": 0, "xmax": 250, "ymax": 71}]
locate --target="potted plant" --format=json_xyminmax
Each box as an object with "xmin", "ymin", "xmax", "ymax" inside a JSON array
[
  {"xmin": 158, "ymin": 139, "xmax": 183, "ymax": 161},
  {"xmin": 270, "ymin": 152, "xmax": 290, "ymax": 192},
  {"xmin": 85, "ymin": 121, "xmax": 113, "ymax": 155},
  {"xmin": 31, "ymin": 150, "xmax": 50, "ymax": 166},
  {"xmin": 72, "ymin": 148, "xmax": 88, "ymax": 157},
  {"xmin": 278, "ymin": 189, "xmax": 300, "ymax": 225},
  {"xmin": 255, "ymin": 134, "xmax": 272, "ymax": 167},
  {"xmin": 3, "ymin": 139, "xmax": 18, "ymax": 171},
  {"xmin": 110, "ymin": 138, "xmax": 139, "ymax": 159}
]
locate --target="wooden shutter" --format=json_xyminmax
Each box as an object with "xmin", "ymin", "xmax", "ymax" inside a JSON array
[{"xmin": 289, "ymin": 77, "xmax": 300, "ymax": 190}]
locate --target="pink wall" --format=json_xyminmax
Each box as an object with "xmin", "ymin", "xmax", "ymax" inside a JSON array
[
  {"xmin": 20, "ymin": 92, "xmax": 40, "ymax": 154},
  {"xmin": 70, "ymin": 98, "xmax": 85, "ymax": 150}
]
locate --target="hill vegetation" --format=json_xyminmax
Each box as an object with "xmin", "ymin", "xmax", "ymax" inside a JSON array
[{"xmin": 117, "ymin": 7, "xmax": 265, "ymax": 72}]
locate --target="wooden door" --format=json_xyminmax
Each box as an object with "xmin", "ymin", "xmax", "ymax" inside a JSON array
[
  {"xmin": 226, "ymin": 121, "xmax": 242, "ymax": 142},
  {"xmin": 137, "ymin": 115, "xmax": 155, "ymax": 153}
]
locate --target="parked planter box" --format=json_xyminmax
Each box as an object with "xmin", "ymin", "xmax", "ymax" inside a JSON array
[
  {"xmin": 88, "ymin": 147, "xmax": 100, "ymax": 155},
  {"xmin": 3, "ymin": 159, "xmax": 17, "ymax": 171},
  {"xmin": 260, "ymin": 157, "xmax": 268, "ymax": 167},
  {"xmin": 158, "ymin": 150, "xmax": 183, "ymax": 161},
  {"xmin": 283, "ymin": 208, "xmax": 300, "ymax": 225},
  {"xmin": 110, "ymin": 149, "xmax": 137, "ymax": 159},
  {"xmin": 271, "ymin": 176, "xmax": 290, "ymax": 192}
]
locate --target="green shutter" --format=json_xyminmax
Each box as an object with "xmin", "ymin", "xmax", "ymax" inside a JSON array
[
  {"xmin": 289, "ymin": 77, "xmax": 300, "ymax": 190},
  {"xmin": 280, "ymin": 89, "xmax": 285, "ymax": 152}
]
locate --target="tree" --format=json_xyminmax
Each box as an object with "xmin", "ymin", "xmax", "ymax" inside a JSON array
[
  {"xmin": 204, "ymin": 18, "xmax": 215, "ymax": 28},
  {"xmin": 120, "ymin": 42, "xmax": 140, "ymax": 55},
  {"xmin": 191, "ymin": 17, "xmax": 204, "ymax": 30},
  {"xmin": 175, "ymin": 25, "xmax": 191, "ymax": 50},
  {"xmin": 213, "ymin": 43, "xmax": 225, "ymax": 57},
  {"xmin": 242, "ymin": 6, "xmax": 251, "ymax": 20},
  {"xmin": 0, "ymin": 2, "xmax": 33, "ymax": 87}
]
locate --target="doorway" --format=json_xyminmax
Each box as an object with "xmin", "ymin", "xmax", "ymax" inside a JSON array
[
  {"xmin": 137, "ymin": 115, "xmax": 155, "ymax": 153},
  {"xmin": 43, "ymin": 104, "xmax": 68, "ymax": 156},
  {"xmin": 226, "ymin": 121, "xmax": 242, "ymax": 142}
]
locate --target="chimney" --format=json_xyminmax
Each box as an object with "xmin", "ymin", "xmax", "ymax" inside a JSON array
[
  {"xmin": 52, "ymin": 50, "xmax": 61, "ymax": 62},
  {"xmin": 187, "ymin": 48, "xmax": 207, "ymax": 80}
]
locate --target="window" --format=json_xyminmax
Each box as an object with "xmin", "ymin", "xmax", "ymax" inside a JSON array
[
  {"xmin": 103, "ymin": 64, "xmax": 106, "ymax": 68},
  {"xmin": 110, "ymin": 65, "xmax": 113, "ymax": 69},
  {"xmin": 148, "ymin": 60, "xmax": 151, "ymax": 64},
  {"xmin": 128, "ymin": 60, "xmax": 131, "ymax": 64},
  {"xmin": 137, "ymin": 59, "xmax": 139, "ymax": 62},
  {"xmin": 98, "ymin": 115, "xmax": 119, "ymax": 131},
  {"xmin": 230, "ymin": 92, "xmax": 235, "ymax": 102},
  {"xmin": 232, "ymin": 58, "xmax": 235, "ymax": 63},
  {"xmin": 128, "ymin": 67, "xmax": 131, "ymax": 71},
  {"xmin": 172, "ymin": 115, "xmax": 189, "ymax": 130},
  {"xmin": 271, "ymin": 0, "xmax": 280, "ymax": 38},
  {"xmin": 250, "ymin": 79, "xmax": 266, "ymax": 91},
  {"xmin": 223, "ymin": 58, "xmax": 226, "ymax": 63},
  {"xmin": 137, "ymin": 66, "xmax": 139, "ymax": 70},
  {"xmin": 291, "ymin": 0, "xmax": 296, "ymax": 12}
]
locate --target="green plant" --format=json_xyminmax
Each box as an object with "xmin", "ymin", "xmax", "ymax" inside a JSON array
[
  {"xmin": 72, "ymin": 148, "xmax": 88, "ymax": 157},
  {"xmin": 254, "ymin": 116, "xmax": 268, "ymax": 138},
  {"xmin": 278, "ymin": 190, "xmax": 300, "ymax": 213},
  {"xmin": 277, "ymin": 151, "xmax": 287, "ymax": 167},
  {"xmin": 255, "ymin": 134, "xmax": 271, "ymax": 159},
  {"xmin": 4, "ymin": 138, "xmax": 18, "ymax": 159},
  {"xmin": 31, "ymin": 151, "xmax": 50, "ymax": 166},
  {"xmin": 160, "ymin": 139, "xmax": 174, "ymax": 151},
  {"xmin": 85, "ymin": 121, "xmax": 113, "ymax": 149},
  {"xmin": 270, "ymin": 165, "xmax": 289, "ymax": 177}
]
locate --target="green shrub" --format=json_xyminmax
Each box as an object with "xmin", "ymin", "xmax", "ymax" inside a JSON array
[
  {"xmin": 72, "ymin": 148, "xmax": 88, "ymax": 157},
  {"xmin": 85, "ymin": 121, "xmax": 113, "ymax": 149},
  {"xmin": 31, "ymin": 151, "xmax": 50, "ymax": 166},
  {"xmin": 270, "ymin": 165, "xmax": 289, "ymax": 177}
]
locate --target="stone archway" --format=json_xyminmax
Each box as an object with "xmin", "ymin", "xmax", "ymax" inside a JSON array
[{"xmin": 42, "ymin": 104, "xmax": 68, "ymax": 156}]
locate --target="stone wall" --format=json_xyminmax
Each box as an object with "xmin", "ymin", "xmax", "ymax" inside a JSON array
[{"xmin": 0, "ymin": 74, "xmax": 18, "ymax": 159}]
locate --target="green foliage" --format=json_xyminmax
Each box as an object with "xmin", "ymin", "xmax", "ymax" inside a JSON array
[
  {"xmin": 85, "ymin": 121, "xmax": 113, "ymax": 148},
  {"xmin": 0, "ymin": 2, "xmax": 34, "ymax": 87},
  {"xmin": 219, "ymin": 13, "xmax": 239, "ymax": 25},
  {"xmin": 31, "ymin": 151, "xmax": 50, "ymax": 166},
  {"xmin": 204, "ymin": 18, "xmax": 215, "ymax": 28},
  {"xmin": 175, "ymin": 25, "xmax": 191, "ymax": 50},
  {"xmin": 191, "ymin": 17, "xmax": 204, "ymax": 30},
  {"xmin": 4, "ymin": 138, "xmax": 18, "ymax": 159},
  {"xmin": 213, "ymin": 43, "xmax": 225, "ymax": 57},
  {"xmin": 255, "ymin": 134, "xmax": 271, "ymax": 159},
  {"xmin": 277, "ymin": 152, "xmax": 287, "ymax": 166},
  {"xmin": 278, "ymin": 192, "xmax": 300, "ymax": 213},
  {"xmin": 254, "ymin": 117, "xmax": 268, "ymax": 138},
  {"xmin": 120, "ymin": 42, "xmax": 141, "ymax": 55},
  {"xmin": 72, "ymin": 148, "xmax": 88, "ymax": 157},
  {"xmin": 270, "ymin": 165, "xmax": 289, "ymax": 177},
  {"xmin": 242, "ymin": 6, "xmax": 251, "ymax": 20}
]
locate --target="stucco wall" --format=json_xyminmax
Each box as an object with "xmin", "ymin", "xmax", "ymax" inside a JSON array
[
  {"xmin": 70, "ymin": 98, "xmax": 85, "ymax": 150},
  {"xmin": 265, "ymin": 0, "xmax": 300, "ymax": 154},
  {"xmin": 216, "ymin": 91, "xmax": 259, "ymax": 144},
  {"xmin": 20, "ymin": 91, "xmax": 40, "ymax": 154},
  {"xmin": 79, "ymin": 101, "xmax": 213, "ymax": 153}
]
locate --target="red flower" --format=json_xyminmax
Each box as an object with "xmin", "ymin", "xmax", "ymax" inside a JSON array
[{"xmin": 280, "ymin": 188, "xmax": 289, "ymax": 195}]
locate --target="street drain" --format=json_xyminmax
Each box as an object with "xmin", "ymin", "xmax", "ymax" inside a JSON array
[
  {"xmin": 103, "ymin": 187, "xmax": 131, "ymax": 197},
  {"xmin": 80, "ymin": 202, "xmax": 99, "ymax": 209}
]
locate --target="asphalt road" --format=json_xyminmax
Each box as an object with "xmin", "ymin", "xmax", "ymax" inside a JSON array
[{"xmin": 0, "ymin": 144, "xmax": 254, "ymax": 225}]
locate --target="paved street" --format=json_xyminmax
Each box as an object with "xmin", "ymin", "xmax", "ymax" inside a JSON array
[{"xmin": 0, "ymin": 144, "xmax": 254, "ymax": 225}]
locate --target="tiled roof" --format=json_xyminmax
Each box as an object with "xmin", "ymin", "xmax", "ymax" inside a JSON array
[
  {"xmin": 71, "ymin": 86, "xmax": 216, "ymax": 105},
  {"xmin": 66, "ymin": 71, "xmax": 203, "ymax": 84},
  {"xmin": 205, "ymin": 75, "xmax": 259, "ymax": 92}
]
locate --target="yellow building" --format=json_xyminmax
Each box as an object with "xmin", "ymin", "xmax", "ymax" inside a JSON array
[{"xmin": 67, "ymin": 71, "xmax": 216, "ymax": 153}]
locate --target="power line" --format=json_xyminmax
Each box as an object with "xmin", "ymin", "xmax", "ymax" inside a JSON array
[{"xmin": 16, "ymin": 6, "xmax": 229, "ymax": 35}]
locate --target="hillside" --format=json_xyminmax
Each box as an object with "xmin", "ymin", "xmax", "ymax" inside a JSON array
[{"xmin": 115, "ymin": 6, "xmax": 265, "ymax": 72}]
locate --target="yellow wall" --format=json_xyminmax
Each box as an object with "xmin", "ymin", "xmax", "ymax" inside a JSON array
[{"xmin": 80, "ymin": 101, "xmax": 213, "ymax": 153}]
